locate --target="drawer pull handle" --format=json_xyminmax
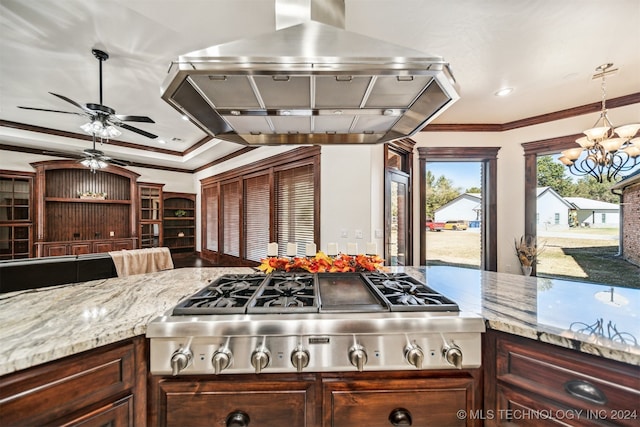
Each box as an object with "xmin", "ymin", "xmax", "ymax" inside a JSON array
[
  {"xmin": 226, "ymin": 410, "xmax": 250, "ymax": 427},
  {"xmin": 564, "ymin": 380, "xmax": 607, "ymax": 405},
  {"xmin": 389, "ymin": 408, "xmax": 412, "ymax": 426}
]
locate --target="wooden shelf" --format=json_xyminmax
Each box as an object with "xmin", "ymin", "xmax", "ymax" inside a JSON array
[
  {"xmin": 162, "ymin": 192, "xmax": 196, "ymax": 253},
  {"xmin": 45, "ymin": 197, "xmax": 131, "ymax": 204}
]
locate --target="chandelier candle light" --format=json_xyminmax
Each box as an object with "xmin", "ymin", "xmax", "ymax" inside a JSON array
[{"xmin": 558, "ymin": 63, "xmax": 640, "ymax": 183}]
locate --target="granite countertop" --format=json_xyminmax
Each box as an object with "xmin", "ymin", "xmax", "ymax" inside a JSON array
[
  {"xmin": 402, "ymin": 266, "xmax": 639, "ymax": 366},
  {"xmin": 1, "ymin": 266, "xmax": 638, "ymax": 376}
]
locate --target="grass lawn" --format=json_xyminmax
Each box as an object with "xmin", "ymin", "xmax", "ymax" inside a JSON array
[{"xmin": 425, "ymin": 229, "xmax": 640, "ymax": 289}]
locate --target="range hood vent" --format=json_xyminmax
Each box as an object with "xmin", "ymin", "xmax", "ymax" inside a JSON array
[{"xmin": 161, "ymin": 0, "xmax": 459, "ymax": 145}]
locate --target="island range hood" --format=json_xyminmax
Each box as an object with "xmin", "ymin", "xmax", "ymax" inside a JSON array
[{"xmin": 161, "ymin": 0, "xmax": 459, "ymax": 145}]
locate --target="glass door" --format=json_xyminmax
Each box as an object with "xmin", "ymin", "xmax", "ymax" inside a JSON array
[{"xmin": 386, "ymin": 170, "xmax": 410, "ymax": 266}]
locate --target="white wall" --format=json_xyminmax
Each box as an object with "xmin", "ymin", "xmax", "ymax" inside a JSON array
[
  {"xmin": 537, "ymin": 191, "xmax": 570, "ymax": 228},
  {"xmin": 320, "ymin": 145, "xmax": 384, "ymax": 255},
  {"xmin": 435, "ymin": 196, "xmax": 481, "ymax": 222}
]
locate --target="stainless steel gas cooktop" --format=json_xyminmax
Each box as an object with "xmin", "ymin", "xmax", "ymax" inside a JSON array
[{"xmin": 147, "ymin": 272, "xmax": 484, "ymax": 376}]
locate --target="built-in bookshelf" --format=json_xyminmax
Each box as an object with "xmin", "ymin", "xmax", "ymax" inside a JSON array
[{"xmin": 163, "ymin": 192, "xmax": 195, "ymax": 253}]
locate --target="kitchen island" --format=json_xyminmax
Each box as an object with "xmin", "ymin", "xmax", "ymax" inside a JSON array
[
  {"xmin": 1, "ymin": 266, "xmax": 638, "ymax": 426},
  {"xmin": 1, "ymin": 266, "xmax": 637, "ymax": 375}
]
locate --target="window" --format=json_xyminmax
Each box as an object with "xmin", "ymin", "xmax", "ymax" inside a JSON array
[
  {"xmin": 601, "ymin": 213, "xmax": 606, "ymax": 224},
  {"xmin": 200, "ymin": 147, "xmax": 320, "ymax": 265},
  {"xmin": 418, "ymin": 147, "xmax": 500, "ymax": 271},
  {"xmin": 275, "ymin": 164, "xmax": 315, "ymax": 257},
  {"xmin": 554, "ymin": 213, "xmax": 560, "ymax": 224},
  {"xmin": 384, "ymin": 142, "xmax": 413, "ymax": 266},
  {"xmin": 221, "ymin": 181, "xmax": 240, "ymax": 257},
  {"xmin": 244, "ymin": 174, "xmax": 270, "ymax": 262}
]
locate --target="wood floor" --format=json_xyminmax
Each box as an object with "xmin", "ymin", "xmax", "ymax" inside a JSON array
[{"xmin": 171, "ymin": 253, "xmax": 217, "ymax": 268}]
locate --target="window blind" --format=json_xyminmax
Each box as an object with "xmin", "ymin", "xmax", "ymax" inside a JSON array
[
  {"xmin": 244, "ymin": 174, "xmax": 270, "ymax": 262},
  {"xmin": 222, "ymin": 181, "xmax": 240, "ymax": 257},
  {"xmin": 203, "ymin": 186, "xmax": 218, "ymax": 252},
  {"xmin": 275, "ymin": 164, "xmax": 315, "ymax": 257}
]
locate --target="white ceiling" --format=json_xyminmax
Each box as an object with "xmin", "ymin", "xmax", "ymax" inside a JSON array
[{"xmin": 1, "ymin": 0, "xmax": 639, "ymax": 171}]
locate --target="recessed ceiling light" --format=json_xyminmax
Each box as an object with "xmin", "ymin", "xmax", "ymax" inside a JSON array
[
  {"xmin": 181, "ymin": 115, "xmax": 189, "ymax": 121},
  {"xmin": 494, "ymin": 87, "xmax": 513, "ymax": 97},
  {"xmin": 157, "ymin": 139, "xmax": 167, "ymax": 144}
]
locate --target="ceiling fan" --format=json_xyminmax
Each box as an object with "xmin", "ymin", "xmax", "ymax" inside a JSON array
[
  {"xmin": 18, "ymin": 48, "xmax": 157, "ymax": 140},
  {"xmin": 41, "ymin": 132, "xmax": 131, "ymax": 173}
]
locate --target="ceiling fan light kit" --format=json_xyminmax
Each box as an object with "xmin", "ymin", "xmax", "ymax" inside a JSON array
[{"xmin": 17, "ymin": 48, "xmax": 158, "ymax": 172}]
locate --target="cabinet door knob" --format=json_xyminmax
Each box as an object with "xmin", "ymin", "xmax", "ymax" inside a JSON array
[
  {"xmin": 388, "ymin": 408, "xmax": 412, "ymax": 426},
  {"xmin": 564, "ymin": 380, "xmax": 607, "ymax": 405},
  {"xmin": 226, "ymin": 410, "xmax": 250, "ymax": 427}
]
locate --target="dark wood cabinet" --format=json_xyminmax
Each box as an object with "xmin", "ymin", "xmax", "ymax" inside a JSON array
[
  {"xmin": 323, "ymin": 374, "xmax": 479, "ymax": 427},
  {"xmin": 150, "ymin": 370, "xmax": 481, "ymax": 427},
  {"xmin": 162, "ymin": 192, "xmax": 195, "ymax": 253},
  {"xmin": 0, "ymin": 337, "xmax": 146, "ymax": 427},
  {"xmin": 151, "ymin": 375, "xmax": 316, "ymax": 427},
  {"xmin": 484, "ymin": 330, "xmax": 640, "ymax": 427},
  {"xmin": 36, "ymin": 238, "xmax": 136, "ymax": 257},
  {"xmin": 139, "ymin": 183, "xmax": 164, "ymax": 248},
  {"xmin": 30, "ymin": 161, "xmax": 141, "ymax": 257},
  {"xmin": 0, "ymin": 171, "xmax": 34, "ymax": 260}
]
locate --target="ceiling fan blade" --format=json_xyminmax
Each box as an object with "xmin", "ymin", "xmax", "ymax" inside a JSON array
[
  {"xmin": 107, "ymin": 158, "xmax": 130, "ymax": 167},
  {"xmin": 115, "ymin": 115, "xmax": 155, "ymax": 123},
  {"xmin": 49, "ymin": 92, "xmax": 94, "ymax": 114},
  {"xmin": 117, "ymin": 122, "xmax": 158, "ymax": 139},
  {"xmin": 18, "ymin": 106, "xmax": 87, "ymax": 116},
  {"xmin": 41, "ymin": 150, "xmax": 84, "ymax": 159}
]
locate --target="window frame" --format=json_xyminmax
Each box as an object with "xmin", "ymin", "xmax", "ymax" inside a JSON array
[{"xmin": 417, "ymin": 147, "xmax": 500, "ymax": 270}]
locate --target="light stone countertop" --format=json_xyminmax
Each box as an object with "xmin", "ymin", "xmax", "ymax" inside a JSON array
[
  {"xmin": 402, "ymin": 266, "xmax": 639, "ymax": 366},
  {"xmin": 1, "ymin": 266, "xmax": 638, "ymax": 376}
]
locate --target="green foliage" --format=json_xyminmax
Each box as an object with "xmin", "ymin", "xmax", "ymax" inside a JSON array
[
  {"xmin": 537, "ymin": 156, "xmax": 573, "ymax": 196},
  {"xmin": 537, "ymin": 155, "xmax": 619, "ymax": 203},
  {"xmin": 466, "ymin": 186, "xmax": 482, "ymax": 194},
  {"xmin": 572, "ymin": 177, "xmax": 618, "ymax": 203},
  {"xmin": 425, "ymin": 170, "xmax": 462, "ymax": 219}
]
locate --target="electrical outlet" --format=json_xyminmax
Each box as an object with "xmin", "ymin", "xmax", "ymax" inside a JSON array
[
  {"xmin": 355, "ymin": 229, "xmax": 363, "ymax": 239},
  {"xmin": 340, "ymin": 229, "xmax": 348, "ymax": 238},
  {"xmin": 375, "ymin": 229, "xmax": 383, "ymax": 238},
  {"xmin": 109, "ymin": 231, "xmax": 115, "ymax": 237}
]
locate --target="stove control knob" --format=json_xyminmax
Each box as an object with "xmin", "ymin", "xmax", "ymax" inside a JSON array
[
  {"xmin": 443, "ymin": 343, "xmax": 463, "ymax": 369},
  {"xmin": 170, "ymin": 348, "xmax": 193, "ymax": 376},
  {"xmin": 290, "ymin": 346, "xmax": 310, "ymax": 373},
  {"xmin": 348, "ymin": 344, "xmax": 368, "ymax": 372},
  {"xmin": 404, "ymin": 343, "xmax": 424, "ymax": 369},
  {"xmin": 212, "ymin": 347, "xmax": 233, "ymax": 375},
  {"xmin": 251, "ymin": 348, "xmax": 271, "ymax": 374}
]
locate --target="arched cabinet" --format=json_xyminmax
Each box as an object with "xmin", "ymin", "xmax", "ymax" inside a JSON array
[{"xmin": 31, "ymin": 161, "xmax": 140, "ymax": 257}]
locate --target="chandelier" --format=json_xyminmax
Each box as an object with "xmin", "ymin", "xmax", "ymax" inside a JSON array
[{"xmin": 558, "ymin": 63, "xmax": 640, "ymax": 183}]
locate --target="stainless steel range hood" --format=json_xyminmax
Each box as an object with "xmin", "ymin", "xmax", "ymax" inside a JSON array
[{"xmin": 161, "ymin": 0, "xmax": 459, "ymax": 145}]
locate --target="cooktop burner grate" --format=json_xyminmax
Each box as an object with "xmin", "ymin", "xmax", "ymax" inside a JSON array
[
  {"xmin": 248, "ymin": 273, "xmax": 319, "ymax": 313},
  {"xmin": 172, "ymin": 274, "xmax": 267, "ymax": 315},
  {"xmin": 364, "ymin": 272, "xmax": 459, "ymax": 312}
]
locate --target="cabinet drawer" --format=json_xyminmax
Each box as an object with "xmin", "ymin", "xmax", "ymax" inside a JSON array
[
  {"xmin": 496, "ymin": 334, "xmax": 639, "ymax": 426},
  {"xmin": 0, "ymin": 341, "xmax": 136, "ymax": 426},
  {"xmin": 158, "ymin": 378, "xmax": 316, "ymax": 427},
  {"xmin": 323, "ymin": 377, "xmax": 474, "ymax": 427},
  {"xmin": 59, "ymin": 395, "xmax": 132, "ymax": 427},
  {"xmin": 498, "ymin": 384, "xmax": 616, "ymax": 427}
]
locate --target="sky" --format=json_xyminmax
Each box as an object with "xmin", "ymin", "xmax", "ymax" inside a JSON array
[{"xmin": 426, "ymin": 162, "xmax": 481, "ymax": 192}]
